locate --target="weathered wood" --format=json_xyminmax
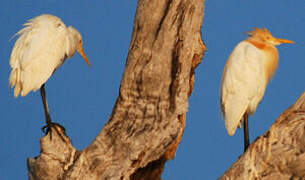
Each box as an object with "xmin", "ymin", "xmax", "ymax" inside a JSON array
[
  {"xmin": 219, "ymin": 92, "xmax": 305, "ymax": 180},
  {"xmin": 27, "ymin": 0, "xmax": 206, "ymax": 179}
]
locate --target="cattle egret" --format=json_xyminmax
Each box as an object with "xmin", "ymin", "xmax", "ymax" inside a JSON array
[
  {"xmin": 9, "ymin": 14, "xmax": 90, "ymax": 134},
  {"xmin": 221, "ymin": 27, "xmax": 293, "ymax": 151}
]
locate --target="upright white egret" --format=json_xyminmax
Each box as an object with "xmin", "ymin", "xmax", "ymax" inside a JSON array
[
  {"xmin": 9, "ymin": 14, "xmax": 90, "ymax": 134},
  {"xmin": 221, "ymin": 27, "xmax": 293, "ymax": 151}
]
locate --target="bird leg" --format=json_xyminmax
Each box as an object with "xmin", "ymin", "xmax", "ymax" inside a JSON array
[
  {"xmin": 40, "ymin": 84, "xmax": 52, "ymax": 126},
  {"xmin": 40, "ymin": 84, "xmax": 66, "ymax": 141},
  {"xmin": 243, "ymin": 113, "xmax": 250, "ymax": 152}
]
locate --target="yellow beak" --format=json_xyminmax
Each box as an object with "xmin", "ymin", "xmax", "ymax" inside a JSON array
[
  {"xmin": 77, "ymin": 46, "xmax": 91, "ymax": 66},
  {"xmin": 275, "ymin": 38, "xmax": 294, "ymax": 44}
]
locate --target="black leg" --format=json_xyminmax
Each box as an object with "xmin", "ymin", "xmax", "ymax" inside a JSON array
[
  {"xmin": 40, "ymin": 84, "xmax": 52, "ymax": 127},
  {"xmin": 243, "ymin": 113, "xmax": 250, "ymax": 152},
  {"xmin": 40, "ymin": 84, "xmax": 66, "ymax": 141}
]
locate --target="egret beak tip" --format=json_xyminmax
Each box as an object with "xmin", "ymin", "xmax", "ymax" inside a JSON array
[
  {"xmin": 277, "ymin": 38, "xmax": 294, "ymax": 44},
  {"xmin": 78, "ymin": 48, "xmax": 91, "ymax": 66}
]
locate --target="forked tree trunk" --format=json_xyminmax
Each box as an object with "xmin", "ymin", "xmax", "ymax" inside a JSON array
[
  {"xmin": 219, "ymin": 92, "xmax": 305, "ymax": 180},
  {"xmin": 27, "ymin": 0, "xmax": 206, "ymax": 179},
  {"xmin": 27, "ymin": 1, "xmax": 305, "ymax": 179}
]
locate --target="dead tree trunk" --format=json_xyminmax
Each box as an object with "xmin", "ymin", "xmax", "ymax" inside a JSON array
[
  {"xmin": 27, "ymin": 0, "xmax": 206, "ymax": 179},
  {"xmin": 219, "ymin": 92, "xmax": 305, "ymax": 180}
]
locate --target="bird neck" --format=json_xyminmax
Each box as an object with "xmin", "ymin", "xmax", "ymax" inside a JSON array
[
  {"xmin": 246, "ymin": 38, "xmax": 267, "ymax": 49},
  {"xmin": 246, "ymin": 38, "xmax": 279, "ymax": 83},
  {"xmin": 65, "ymin": 33, "xmax": 78, "ymax": 58},
  {"xmin": 264, "ymin": 46, "xmax": 279, "ymax": 82}
]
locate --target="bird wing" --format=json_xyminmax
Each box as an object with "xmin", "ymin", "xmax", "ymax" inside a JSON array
[
  {"xmin": 9, "ymin": 15, "xmax": 69, "ymax": 97},
  {"xmin": 221, "ymin": 41, "xmax": 267, "ymax": 135}
]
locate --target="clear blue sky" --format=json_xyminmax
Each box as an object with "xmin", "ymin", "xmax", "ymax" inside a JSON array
[{"xmin": 1, "ymin": 1, "xmax": 304, "ymax": 179}]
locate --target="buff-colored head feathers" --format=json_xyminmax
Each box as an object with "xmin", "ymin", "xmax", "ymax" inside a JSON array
[{"xmin": 246, "ymin": 27, "xmax": 294, "ymax": 45}]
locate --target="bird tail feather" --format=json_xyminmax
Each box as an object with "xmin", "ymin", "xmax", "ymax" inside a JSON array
[
  {"xmin": 224, "ymin": 95, "xmax": 249, "ymax": 136},
  {"xmin": 9, "ymin": 68, "xmax": 22, "ymax": 97}
]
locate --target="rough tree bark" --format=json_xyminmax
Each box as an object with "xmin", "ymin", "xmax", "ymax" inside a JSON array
[
  {"xmin": 27, "ymin": 0, "xmax": 206, "ymax": 179},
  {"xmin": 219, "ymin": 92, "xmax": 305, "ymax": 180}
]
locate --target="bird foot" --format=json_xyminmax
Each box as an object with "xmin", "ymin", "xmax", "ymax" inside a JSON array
[{"xmin": 41, "ymin": 122, "xmax": 67, "ymax": 142}]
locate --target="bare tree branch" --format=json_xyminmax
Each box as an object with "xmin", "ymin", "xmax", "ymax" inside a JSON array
[
  {"xmin": 219, "ymin": 92, "xmax": 305, "ymax": 180},
  {"xmin": 27, "ymin": 0, "xmax": 206, "ymax": 179}
]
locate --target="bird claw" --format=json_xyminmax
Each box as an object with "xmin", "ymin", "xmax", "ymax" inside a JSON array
[{"xmin": 41, "ymin": 122, "xmax": 67, "ymax": 142}]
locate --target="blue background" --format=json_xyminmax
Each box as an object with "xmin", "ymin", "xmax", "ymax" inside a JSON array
[{"xmin": 1, "ymin": 1, "xmax": 304, "ymax": 179}]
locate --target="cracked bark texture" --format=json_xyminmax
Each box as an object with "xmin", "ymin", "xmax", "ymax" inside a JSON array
[
  {"xmin": 27, "ymin": 0, "xmax": 206, "ymax": 179},
  {"xmin": 219, "ymin": 92, "xmax": 305, "ymax": 180}
]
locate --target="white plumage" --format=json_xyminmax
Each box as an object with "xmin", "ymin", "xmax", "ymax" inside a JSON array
[
  {"xmin": 9, "ymin": 14, "xmax": 90, "ymax": 97},
  {"xmin": 220, "ymin": 28, "xmax": 293, "ymax": 151},
  {"xmin": 221, "ymin": 41, "xmax": 270, "ymax": 135}
]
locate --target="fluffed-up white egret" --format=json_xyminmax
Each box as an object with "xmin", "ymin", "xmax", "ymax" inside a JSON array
[
  {"xmin": 221, "ymin": 27, "xmax": 293, "ymax": 151},
  {"xmin": 9, "ymin": 14, "xmax": 91, "ymax": 135}
]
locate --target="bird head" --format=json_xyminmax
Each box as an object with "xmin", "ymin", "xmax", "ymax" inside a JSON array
[
  {"xmin": 69, "ymin": 26, "xmax": 91, "ymax": 66},
  {"xmin": 246, "ymin": 27, "xmax": 294, "ymax": 46},
  {"xmin": 77, "ymin": 39, "xmax": 91, "ymax": 66}
]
